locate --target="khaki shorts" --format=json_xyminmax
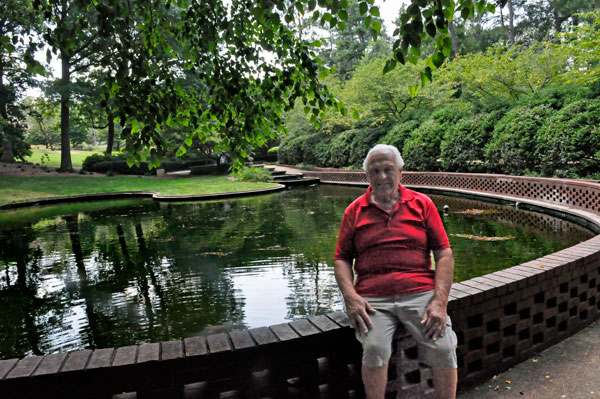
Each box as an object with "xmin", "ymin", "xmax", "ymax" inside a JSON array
[{"xmin": 355, "ymin": 290, "xmax": 458, "ymax": 369}]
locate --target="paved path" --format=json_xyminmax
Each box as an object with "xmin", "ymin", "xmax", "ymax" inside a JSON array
[{"xmin": 458, "ymin": 319, "xmax": 600, "ymax": 399}]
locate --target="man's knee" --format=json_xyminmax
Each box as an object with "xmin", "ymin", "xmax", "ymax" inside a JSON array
[{"xmin": 361, "ymin": 341, "xmax": 392, "ymax": 368}]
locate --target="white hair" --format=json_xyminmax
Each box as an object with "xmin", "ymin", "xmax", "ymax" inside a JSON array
[{"xmin": 363, "ymin": 144, "xmax": 404, "ymax": 171}]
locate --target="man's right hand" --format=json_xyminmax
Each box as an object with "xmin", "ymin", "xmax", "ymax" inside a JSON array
[{"xmin": 344, "ymin": 294, "xmax": 376, "ymax": 336}]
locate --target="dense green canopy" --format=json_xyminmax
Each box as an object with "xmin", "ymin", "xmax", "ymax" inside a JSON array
[{"xmin": 22, "ymin": 0, "xmax": 497, "ymax": 169}]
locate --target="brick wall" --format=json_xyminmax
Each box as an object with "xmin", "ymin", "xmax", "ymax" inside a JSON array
[{"xmin": 1, "ymin": 171, "xmax": 599, "ymax": 399}]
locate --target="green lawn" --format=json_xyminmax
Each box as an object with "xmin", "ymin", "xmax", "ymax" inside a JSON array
[
  {"xmin": 0, "ymin": 175, "xmax": 278, "ymax": 203},
  {"xmin": 25, "ymin": 149, "xmax": 104, "ymax": 168}
]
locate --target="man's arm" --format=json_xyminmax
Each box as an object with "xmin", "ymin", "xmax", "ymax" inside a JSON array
[
  {"xmin": 421, "ymin": 247, "xmax": 455, "ymax": 340},
  {"xmin": 334, "ymin": 259, "xmax": 375, "ymax": 335}
]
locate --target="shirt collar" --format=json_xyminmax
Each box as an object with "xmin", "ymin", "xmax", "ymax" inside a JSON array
[{"xmin": 359, "ymin": 183, "xmax": 414, "ymax": 208}]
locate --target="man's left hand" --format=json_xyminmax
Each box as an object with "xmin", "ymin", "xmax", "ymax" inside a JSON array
[{"xmin": 420, "ymin": 299, "xmax": 447, "ymax": 341}]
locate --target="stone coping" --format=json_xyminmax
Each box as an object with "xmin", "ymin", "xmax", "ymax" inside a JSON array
[{"xmin": 0, "ymin": 184, "xmax": 285, "ymax": 210}]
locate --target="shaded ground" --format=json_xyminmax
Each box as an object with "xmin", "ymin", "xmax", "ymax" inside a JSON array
[
  {"xmin": 0, "ymin": 161, "xmax": 102, "ymax": 177},
  {"xmin": 458, "ymin": 319, "xmax": 600, "ymax": 399}
]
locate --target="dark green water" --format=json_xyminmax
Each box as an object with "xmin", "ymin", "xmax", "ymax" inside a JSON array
[{"xmin": 0, "ymin": 185, "xmax": 594, "ymax": 358}]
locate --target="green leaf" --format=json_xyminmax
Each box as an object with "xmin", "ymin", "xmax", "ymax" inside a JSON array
[
  {"xmin": 338, "ymin": 10, "xmax": 348, "ymax": 21},
  {"xmin": 407, "ymin": 55, "xmax": 418, "ymax": 65},
  {"xmin": 372, "ymin": 20, "xmax": 382, "ymax": 33},
  {"xmin": 426, "ymin": 22, "xmax": 437, "ymax": 38},
  {"xmin": 383, "ymin": 59, "xmax": 397, "ymax": 74},
  {"xmin": 408, "ymin": 85, "xmax": 418, "ymax": 97},
  {"xmin": 341, "ymin": 107, "xmax": 348, "ymax": 117},
  {"xmin": 442, "ymin": 43, "xmax": 451, "ymax": 57},
  {"xmin": 369, "ymin": 6, "xmax": 380, "ymax": 16},
  {"xmin": 185, "ymin": 137, "xmax": 193, "ymax": 146},
  {"xmin": 395, "ymin": 50, "xmax": 405, "ymax": 64},
  {"xmin": 420, "ymin": 71, "xmax": 431, "ymax": 87},
  {"xmin": 352, "ymin": 109, "xmax": 360, "ymax": 120},
  {"xmin": 460, "ymin": 7, "xmax": 469, "ymax": 19},
  {"xmin": 432, "ymin": 51, "xmax": 445, "ymax": 68},
  {"xmin": 338, "ymin": 21, "xmax": 346, "ymax": 31},
  {"xmin": 359, "ymin": 2, "xmax": 368, "ymax": 15}
]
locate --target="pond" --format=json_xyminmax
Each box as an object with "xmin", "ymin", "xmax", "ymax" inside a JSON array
[{"xmin": 0, "ymin": 185, "xmax": 594, "ymax": 358}]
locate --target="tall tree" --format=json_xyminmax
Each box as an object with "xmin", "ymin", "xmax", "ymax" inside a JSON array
[
  {"xmin": 41, "ymin": 0, "xmax": 103, "ymax": 171},
  {"xmin": 317, "ymin": 0, "xmax": 387, "ymax": 80},
  {"xmin": 0, "ymin": 0, "xmax": 41, "ymax": 162},
  {"xmin": 520, "ymin": 0, "xmax": 599, "ymax": 42}
]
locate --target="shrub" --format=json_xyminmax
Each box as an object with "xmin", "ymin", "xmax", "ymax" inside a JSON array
[
  {"xmin": 441, "ymin": 110, "xmax": 504, "ymax": 173},
  {"xmin": 82, "ymin": 153, "xmax": 151, "ymax": 175},
  {"xmin": 379, "ymin": 120, "xmax": 420, "ymax": 155},
  {"xmin": 537, "ymin": 99, "xmax": 600, "ymax": 178},
  {"xmin": 485, "ymin": 105, "xmax": 552, "ymax": 175},
  {"xmin": 233, "ymin": 167, "xmax": 273, "ymax": 182},
  {"xmin": 190, "ymin": 164, "xmax": 229, "ymax": 175},
  {"xmin": 402, "ymin": 120, "xmax": 445, "ymax": 171},
  {"xmin": 327, "ymin": 130, "xmax": 355, "ymax": 168},
  {"xmin": 347, "ymin": 125, "xmax": 389, "ymax": 168},
  {"xmin": 82, "ymin": 153, "xmax": 116, "ymax": 172},
  {"xmin": 278, "ymin": 134, "xmax": 306, "ymax": 165}
]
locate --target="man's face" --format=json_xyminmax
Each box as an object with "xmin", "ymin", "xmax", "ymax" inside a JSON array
[{"xmin": 365, "ymin": 152, "xmax": 402, "ymax": 197}]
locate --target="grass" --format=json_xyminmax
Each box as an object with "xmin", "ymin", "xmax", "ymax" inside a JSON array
[
  {"xmin": 0, "ymin": 175, "xmax": 278, "ymax": 204},
  {"xmin": 24, "ymin": 149, "xmax": 104, "ymax": 168}
]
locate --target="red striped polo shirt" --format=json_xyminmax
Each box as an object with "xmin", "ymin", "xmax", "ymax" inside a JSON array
[{"xmin": 334, "ymin": 183, "xmax": 450, "ymax": 297}]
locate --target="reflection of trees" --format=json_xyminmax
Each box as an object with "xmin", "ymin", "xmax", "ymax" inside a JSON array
[
  {"xmin": 0, "ymin": 224, "xmax": 68, "ymax": 358},
  {"xmin": 9, "ymin": 186, "xmax": 587, "ymax": 355}
]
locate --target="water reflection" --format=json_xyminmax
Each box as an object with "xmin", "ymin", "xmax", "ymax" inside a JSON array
[{"xmin": 0, "ymin": 185, "xmax": 594, "ymax": 358}]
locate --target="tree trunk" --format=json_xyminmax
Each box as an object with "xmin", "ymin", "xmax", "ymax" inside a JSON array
[
  {"xmin": 553, "ymin": 8, "xmax": 562, "ymax": 34},
  {"xmin": 508, "ymin": 0, "xmax": 515, "ymax": 45},
  {"xmin": 448, "ymin": 21, "xmax": 459, "ymax": 58},
  {"xmin": 106, "ymin": 111, "xmax": 114, "ymax": 154},
  {"xmin": 0, "ymin": 65, "xmax": 14, "ymax": 163},
  {"xmin": 1, "ymin": 139, "xmax": 14, "ymax": 163},
  {"xmin": 59, "ymin": 49, "xmax": 73, "ymax": 172}
]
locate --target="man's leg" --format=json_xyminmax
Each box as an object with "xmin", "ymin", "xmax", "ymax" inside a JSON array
[
  {"xmin": 362, "ymin": 364, "xmax": 388, "ymax": 399},
  {"xmin": 393, "ymin": 291, "xmax": 458, "ymax": 399},
  {"xmin": 354, "ymin": 297, "xmax": 397, "ymax": 399},
  {"xmin": 432, "ymin": 368, "xmax": 457, "ymax": 399}
]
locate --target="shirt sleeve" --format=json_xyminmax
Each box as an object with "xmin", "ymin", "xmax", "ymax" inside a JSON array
[
  {"xmin": 423, "ymin": 198, "xmax": 451, "ymax": 250},
  {"xmin": 334, "ymin": 205, "xmax": 356, "ymax": 262}
]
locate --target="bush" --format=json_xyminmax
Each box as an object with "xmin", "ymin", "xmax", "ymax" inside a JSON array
[
  {"xmin": 278, "ymin": 134, "xmax": 307, "ymax": 165},
  {"xmin": 485, "ymin": 105, "xmax": 552, "ymax": 175},
  {"xmin": 379, "ymin": 120, "xmax": 420, "ymax": 155},
  {"xmin": 234, "ymin": 167, "xmax": 273, "ymax": 182},
  {"xmin": 190, "ymin": 164, "xmax": 230, "ymax": 175},
  {"xmin": 520, "ymin": 85, "xmax": 580, "ymax": 110},
  {"xmin": 82, "ymin": 153, "xmax": 116, "ymax": 171},
  {"xmin": 441, "ymin": 110, "xmax": 504, "ymax": 173},
  {"xmin": 82, "ymin": 153, "xmax": 151, "ymax": 175},
  {"xmin": 537, "ymin": 99, "xmax": 600, "ymax": 178},
  {"xmin": 402, "ymin": 120, "xmax": 445, "ymax": 171}
]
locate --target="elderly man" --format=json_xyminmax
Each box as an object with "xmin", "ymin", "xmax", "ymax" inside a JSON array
[{"xmin": 334, "ymin": 144, "xmax": 457, "ymax": 399}]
